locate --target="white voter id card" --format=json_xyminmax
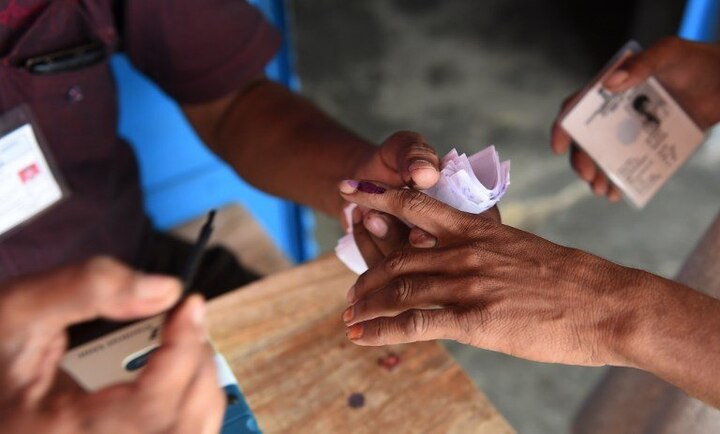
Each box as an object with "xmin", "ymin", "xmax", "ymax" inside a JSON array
[
  {"xmin": 560, "ymin": 41, "xmax": 706, "ymax": 208},
  {"xmin": 0, "ymin": 106, "xmax": 66, "ymax": 236}
]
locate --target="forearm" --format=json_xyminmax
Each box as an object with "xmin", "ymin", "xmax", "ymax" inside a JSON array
[
  {"xmin": 611, "ymin": 270, "xmax": 720, "ymax": 407},
  {"xmin": 185, "ymin": 79, "xmax": 375, "ymax": 216}
]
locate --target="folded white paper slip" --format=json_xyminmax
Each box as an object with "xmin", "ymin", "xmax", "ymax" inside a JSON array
[{"xmin": 336, "ymin": 146, "xmax": 510, "ymax": 274}]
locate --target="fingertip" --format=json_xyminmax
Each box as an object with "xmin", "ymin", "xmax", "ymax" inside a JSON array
[
  {"xmin": 408, "ymin": 160, "xmax": 440, "ymax": 189},
  {"xmin": 185, "ymin": 295, "xmax": 206, "ymax": 328},
  {"xmin": 166, "ymin": 294, "xmax": 207, "ymax": 343},
  {"xmin": 364, "ymin": 213, "xmax": 389, "ymax": 238},
  {"xmin": 135, "ymin": 275, "xmax": 182, "ymax": 301},
  {"xmin": 339, "ymin": 180, "xmax": 359, "ymax": 194},
  {"xmin": 550, "ymin": 123, "xmax": 571, "ymax": 155},
  {"xmin": 571, "ymin": 149, "xmax": 597, "ymax": 182},
  {"xmin": 608, "ymin": 186, "xmax": 622, "ymax": 203},
  {"xmin": 409, "ymin": 228, "xmax": 437, "ymax": 248},
  {"xmin": 602, "ymin": 69, "xmax": 630, "ymax": 91},
  {"xmin": 592, "ymin": 176, "xmax": 609, "ymax": 197}
]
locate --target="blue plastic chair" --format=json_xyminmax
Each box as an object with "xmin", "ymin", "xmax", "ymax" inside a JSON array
[{"xmin": 113, "ymin": 0, "xmax": 315, "ymax": 263}]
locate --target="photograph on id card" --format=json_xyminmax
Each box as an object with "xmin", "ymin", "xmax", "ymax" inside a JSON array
[{"xmin": 0, "ymin": 105, "xmax": 68, "ymax": 238}]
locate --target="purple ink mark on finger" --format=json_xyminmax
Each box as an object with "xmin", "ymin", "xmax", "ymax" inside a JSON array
[{"xmin": 357, "ymin": 182, "xmax": 386, "ymax": 194}]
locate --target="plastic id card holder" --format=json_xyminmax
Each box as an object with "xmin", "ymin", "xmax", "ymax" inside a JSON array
[
  {"xmin": 61, "ymin": 315, "xmax": 261, "ymax": 434},
  {"xmin": 560, "ymin": 41, "xmax": 706, "ymax": 208},
  {"xmin": 0, "ymin": 105, "xmax": 67, "ymax": 237}
]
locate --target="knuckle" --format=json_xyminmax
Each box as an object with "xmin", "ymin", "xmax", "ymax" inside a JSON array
[
  {"xmin": 459, "ymin": 244, "xmax": 484, "ymax": 269},
  {"xmin": 392, "ymin": 278, "xmax": 413, "ymax": 305},
  {"xmin": 406, "ymin": 310, "xmax": 430, "ymax": 337},
  {"xmin": 79, "ymin": 256, "xmax": 129, "ymax": 294},
  {"xmin": 465, "ymin": 213, "xmax": 490, "ymax": 234},
  {"xmin": 385, "ymin": 249, "xmax": 410, "ymax": 274},
  {"xmin": 398, "ymin": 189, "xmax": 433, "ymax": 215}
]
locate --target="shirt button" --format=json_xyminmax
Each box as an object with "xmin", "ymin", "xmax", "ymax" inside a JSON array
[{"xmin": 67, "ymin": 85, "xmax": 84, "ymax": 103}]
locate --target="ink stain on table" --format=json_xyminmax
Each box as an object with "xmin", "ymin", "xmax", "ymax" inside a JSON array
[
  {"xmin": 348, "ymin": 393, "xmax": 365, "ymax": 409},
  {"xmin": 378, "ymin": 353, "xmax": 401, "ymax": 371}
]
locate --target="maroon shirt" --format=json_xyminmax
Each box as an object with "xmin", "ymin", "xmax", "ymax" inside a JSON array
[{"xmin": 0, "ymin": 0, "xmax": 280, "ymax": 279}]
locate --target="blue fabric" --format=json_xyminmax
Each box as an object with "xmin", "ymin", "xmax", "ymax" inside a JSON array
[
  {"xmin": 679, "ymin": 0, "xmax": 719, "ymax": 41},
  {"xmin": 114, "ymin": 0, "xmax": 316, "ymax": 263}
]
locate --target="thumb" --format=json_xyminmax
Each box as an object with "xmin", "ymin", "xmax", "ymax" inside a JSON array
[
  {"xmin": 3, "ymin": 257, "xmax": 181, "ymax": 331},
  {"xmin": 603, "ymin": 39, "xmax": 676, "ymax": 93},
  {"xmin": 380, "ymin": 131, "xmax": 441, "ymax": 189}
]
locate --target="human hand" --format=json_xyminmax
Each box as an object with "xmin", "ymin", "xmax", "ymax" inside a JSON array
[
  {"xmin": 0, "ymin": 257, "xmax": 224, "ymax": 434},
  {"xmin": 348, "ymin": 131, "xmax": 442, "ymax": 266},
  {"xmin": 338, "ymin": 181, "xmax": 643, "ymax": 367},
  {"xmin": 551, "ymin": 37, "xmax": 720, "ymax": 202}
]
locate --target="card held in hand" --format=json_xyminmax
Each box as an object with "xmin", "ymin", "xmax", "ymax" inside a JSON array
[{"xmin": 560, "ymin": 41, "xmax": 706, "ymax": 208}]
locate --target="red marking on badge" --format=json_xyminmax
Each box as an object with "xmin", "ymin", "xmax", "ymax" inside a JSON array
[{"xmin": 18, "ymin": 163, "xmax": 40, "ymax": 183}]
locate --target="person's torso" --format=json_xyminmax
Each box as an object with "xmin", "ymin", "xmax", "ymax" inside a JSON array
[{"xmin": 0, "ymin": 0, "xmax": 148, "ymax": 279}]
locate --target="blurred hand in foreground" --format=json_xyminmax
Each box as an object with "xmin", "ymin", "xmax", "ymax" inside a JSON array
[{"xmin": 0, "ymin": 257, "xmax": 224, "ymax": 434}]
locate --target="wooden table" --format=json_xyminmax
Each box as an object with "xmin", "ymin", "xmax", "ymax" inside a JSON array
[{"xmin": 208, "ymin": 255, "xmax": 514, "ymax": 434}]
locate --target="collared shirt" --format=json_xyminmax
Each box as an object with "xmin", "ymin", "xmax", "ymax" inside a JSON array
[{"xmin": 0, "ymin": 0, "xmax": 280, "ymax": 279}]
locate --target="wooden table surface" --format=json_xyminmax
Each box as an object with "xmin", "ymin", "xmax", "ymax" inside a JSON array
[{"xmin": 207, "ymin": 255, "xmax": 514, "ymax": 434}]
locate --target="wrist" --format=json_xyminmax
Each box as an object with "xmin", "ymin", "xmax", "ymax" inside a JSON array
[
  {"xmin": 594, "ymin": 267, "xmax": 655, "ymax": 367},
  {"xmin": 600, "ymin": 269, "xmax": 693, "ymax": 369}
]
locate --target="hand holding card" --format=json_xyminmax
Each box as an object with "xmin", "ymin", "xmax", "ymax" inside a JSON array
[{"xmin": 556, "ymin": 39, "xmax": 712, "ymax": 207}]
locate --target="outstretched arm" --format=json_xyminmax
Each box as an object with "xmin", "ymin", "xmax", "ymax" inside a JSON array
[{"xmin": 339, "ymin": 180, "xmax": 720, "ymax": 408}]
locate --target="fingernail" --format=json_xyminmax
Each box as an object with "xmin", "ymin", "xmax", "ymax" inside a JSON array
[
  {"xmin": 365, "ymin": 215, "xmax": 388, "ymax": 238},
  {"xmin": 339, "ymin": 180, "xmax": 360, "ymax": 194},
  {"xmin": 409, "ymin": 160, "xmax": 439, "ymax": 189},
  {"xmin": 410, "ymin": 231, "xmax": 437, "ymax": 248},
  {"xmin": 136, "ymin": 275, "xmax": 179, "ymax": 299},
  {"xmin": 347, "ymin": 285, "xmax": 356, "ymax": 303},
  {"xmin": 190, "ymin": 297, "xmax": 206, "ymax": 328},
  {"xmin": 346, "ymin": 324, "xmax": 364, "ymax": 340},
  {"xmin": 342, "ymin": 306, "xmax": 354, "ymax": 323},
  {"xmin": 412, "ymin": 235, "xmax": 437, "ymax": 248},
  {"xmin": 357, "ymin": 181, "xmax": 386, "ymax": 194},
  {"xmin": 604, "ymin": 70, "xmax": 629, "ymax": 88},
  {"xmin": 408, "ymin": 159, "xmax": 435, "ymax": 172}
]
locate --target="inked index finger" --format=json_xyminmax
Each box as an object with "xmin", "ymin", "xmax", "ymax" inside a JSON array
[{"xmin": 339, "ymin": 180, "xmax": 470, "ymax": 240}]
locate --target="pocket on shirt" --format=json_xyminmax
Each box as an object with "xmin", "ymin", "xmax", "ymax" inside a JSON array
[{"xmin": 0, "ymin": 1, "xmax": 119, "ymax": 164}]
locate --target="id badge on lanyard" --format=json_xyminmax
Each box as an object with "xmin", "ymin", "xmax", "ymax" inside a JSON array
[{"xmin": 0, "ymin": 105, "xmax": 67, "ymax": 238}]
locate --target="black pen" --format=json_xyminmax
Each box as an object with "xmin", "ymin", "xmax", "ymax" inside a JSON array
[{"xmin": 178, "ymin": 209, "xmax": 216, "ymax": 300}]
